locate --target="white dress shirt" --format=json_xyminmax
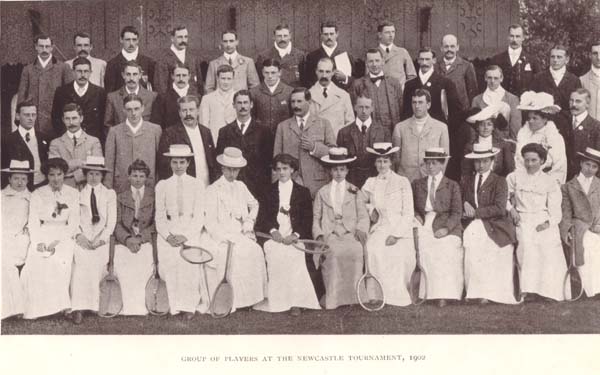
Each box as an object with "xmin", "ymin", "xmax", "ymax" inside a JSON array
[
  {"xmin": 73, "ymin": 81, "xmax": 89, "ymax": 97},
  {"xmin": 125, "ymin": 86, "xmax": 140, "ymax": 95},
  {"xmin": 474, "ymin": 169, "xmax": 491, "ymax": 207},
  {"xmin": 172, "ymin": 83, "xmax": 189, "ymax": 98},
  {"xmin": 577, "ymin": 173, "xmax": 593, "ymax": 195},
  {"xmin": 183, "ymin": 124, "xmax": 210, "ymax": 187},
  {"xmin": 276, "ymin": 179, "xmax": 294, "ymax": 236},
  {"xmin": 330, "ymin": 180, "xmax": 346, "ymax": 215},
  {"xmin": 38, "ymin": 55, "xmax": 52, "ymax": 69},
  {"xmin": 267, "ymin": 80, "xmax": 280, "ymax": 94},
  {"xmin": 321, "ymin": 43, "xmax": 337, "ymax": 57},
  {"xmin": 223, "ymin": 51, "xmax": 239, "ymax": 64},
  {"xmin": 573, "ymin": 111, "xmax": 588, "ymax": 129},
  {"xmin": 482, "ymin": 86, "xmax": 506, "ymax": 106},
  {"xmin": 126, "ymin": 119, "xmax": 143, "ymax": 134},
  {"xmin": 425, "ymin": 171, "xmax": 443, "ymax": 212},
  {"xmin": 550, "ymin": 66, "xmax": 566, "ymax": 86},
  {"xmin": 419, "ymin": 68, "xmax": 434, "ymax": 85},
  {"xmin": 170, "ymin": 44, "xmax": 186, "ymax": 63},
  {"xmin": 121, "ymin": 48, "xmax": 139, "ymax": 61},
  {"xmin": 237, "ymin": 117, "xmax": 251, "ymax": 135},
  {"xmin": 444, "ymin": 57, "xmax": 456, "ymax": 70},
  {"xmin": 369, "ymin": 72, "xmax": 384, "ymax": 87},
  {"xmin": 477, "ymin": 135, "xmax": 493, "ymax": 149},
  {"xmin": 356, "ymin": 117, "xmax": 372, "ymax": 132},
  {"xmin": 508, "ymin": 47, "xmax": 522, "ymax": 66},
  {"xmin": 274, "ymin": 42, "xmax": 292, "ymax": 58}
]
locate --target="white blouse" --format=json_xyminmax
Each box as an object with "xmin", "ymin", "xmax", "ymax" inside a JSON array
[
  {"xmin": 507, "ymin": 170, "xmax": 562, "ymax": 226},
  {"xmin": 28, "ymin": 184, "xmax": 80, "ymax": 245},
  {"xmin": 79, "ymin": 183, "xmax": 117, "ymax": 244}
]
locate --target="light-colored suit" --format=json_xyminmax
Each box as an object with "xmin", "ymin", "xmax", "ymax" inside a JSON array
[
  {"xmin": 104, "ymin": 86, "xmax": 158, "ymax": 137},
  {"xmin": 104, "ymin": 121, "xmax": 162, "ymax": 193},
  {"xmin": 309, "ymin": 83, "xmax": 355, "ymax": 138},
  {"xmin": 392, "ymin": 116, "xmax": 450, "ymax": 182},
  {"xmin": 199, "ymin": 89, "xmax": 236, "ymax": 143},
  {"xmin": 204, "ymin": 54, "xmax": 260, "ymax": 94},
  {"xmin": 378, "ymin": 44, "xmax": 417, "ymax": 89},
  {"xmin": 472, "ymin": 90, "xmax": 522, "ymax": 140},
  {"xmin": 66, "ymin": 56, "xmax": 107, "ymax": 88},
  {"xmin": 313, "ymin": 182, "xmax": 369, "ymax": 239},
  {"xmin": 581, "ymin": 70, "xmax": 600, "ymax": 120},
  {"xmin": 48, "ymin": 130, "xmax": 103, "ymax": 186},
  {"xmin": 273, "ymin": 114, "xmax": 336, "ymax": 197}
]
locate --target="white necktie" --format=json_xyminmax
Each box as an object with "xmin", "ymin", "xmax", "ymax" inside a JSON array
[
  {"xmin": 334, "ymin": 183, "xmax": 343, "ymax": 214},
  {"xmin": 134, "ymin": 189, "xmax": 142, "ymax": 219},
  {"xmin": 177, "ymin": 176, "xmax": 184, "ymax": 217}
]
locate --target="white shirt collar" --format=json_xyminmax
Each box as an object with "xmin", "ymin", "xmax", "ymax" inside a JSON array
[
  {"xmin": 278, "ymin": 178, "xmax": 293, "ymax": 191},
  {"xmin": 266, "ymin": 80, "xmax": 280, "ymax": 93},
  {"xmin": 274, "ymin": 42, "xmax": 292, "ymax": 57},
  {"xmin": 550, "ymin": 66, "xmax": 566, "ymax": 83},
  {"xmin": 478, "ymin": 135, "xmax": 493, "ymax": 147},
  {"xmin": 591, "ymin": 65, "xmax": 600, "ymax": 76},
  {"xmin": 170, "ymin": 44, "xmax": 186, "ymax": 63},
  {"xmin": 67, "ymin": 129, "xmax": 83, "ymax": 139},
  {"xmin": 444, "ymin": 57, "xmax": 456, "ymax": 65},
  {"xmin": 419, "ymin": 68, "xmax": 434, "ymax": 84},
  {"xmin": 379, "ymin": 43, "xmax": 393, "ymax": 51},
  {"xmin": 126, "ymin": 118, "xmax": 143, "ymax": 133},
  {"xmin": 356, "ymin": 117, "xmax": 372, "ymax": 129},
  {"xmin": 237, "ymin": 117, "xmax": 251, "ymax": 133},
  {"xmin": 131, "ymin": 184, "xmax": 145, "ymax": 198},
  {"xmin": 577, "ymin": 173, "xmax": 594, "ymax": 194},
  {"xmin": 223, "ymin": 51, "xmax": 238, "ymax": 62},
  {"xmin": 482, "ymin": 85, "xmax": 506, "ymax": 105},
  {"xmin": 574, "ymin": 111, "xmax": 588, "ymax": 126},
  {"xmin": 321, "ymin": 43, "xmax": 337, "ymax": 57},
  {"xmin": 38, "ymin": 55, "xmax": 52, "ymax": 68},
  {"xmin": 369, "ymin": 72, "xmax": 384, "ymax": 78},
  {"xmin": 126, "ymin": 85, "xmax": 139, "ymax": 95},
  {"xmin": 331, "ymin": 179, "xmax": 346, "ymax": 189},
  {"xmin": 428, "ymin": 171, "xmax": 444, "ymax": 184},
  {"xmin": 508, "ymin": 46, "xmax": 522, "ymax": 56},
  {"xmin": 74, "ymin": 81, "xmax": 89, "ymax": 96},
  {"xmin": 121, "ymin": 48, "xmax": 139, "ymax": 61},
  {"xmin": 296, "ymin": 113, "xmax": 310, "ymax": 125},
  {"xmin": 477, "ymin": 169, "xmax": 492, "ymax": 180},
  {"xmin": 18, "ymin": 126, "xmax": 34, "ymax": 139},
  {"xmin": 172, "ymin": 83, "xmax": 189, "ymax": 97}
]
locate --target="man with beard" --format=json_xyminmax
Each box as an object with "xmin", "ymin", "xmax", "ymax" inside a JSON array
[
  {"xmin": 309, "ymin": 57, "xmax": 354, "ymax": 137},
  {"xmin": 104, "ymin": 61, "xmax": 157, "ymax": 140},
  {"xmin": 65, "ymin": 32, "xmax": 106, "ymax": 87},
  {"xmin": 216, "ymin": 90, "xmax": 273, "ymax": 198},
  {"xmin": 256, "ymin": 24, "xmax": 306, "ymax": 87},
  {"xmin": 154, "ymin": 25, "xmax": 204, "ymax": 95},
  {"xmin": 17, "ymin": 34, "xmax": 74, "ymax": 139},
  {"xmin": 250, "ymin": 59, "xmax": 293, "ymax": 135},
  {"xmin": 151, "ymin": 63, "xmax": 199, "ymax": 129},
  {"xmin": 48, "ymin": 103, "xmax": 102, "ymax": 189},
  {"xmin": 580, "ymin": 41, "xmax": 600, "ymax": 120},
  {"xmin": 377, "ymin": 20, "xmax": 416, "ymax": 89},
  {"xmin": 52, "ymin": 57, "xmax": 107, "ymax": 143}
]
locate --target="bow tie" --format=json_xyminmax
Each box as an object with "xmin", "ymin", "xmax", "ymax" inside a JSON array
[
  {"xmin": 279, "ymin": 206, "xmax": 290, "ymax": 216},
  {"xmin": 378, "ymin": 175, "xmax": 387, "ymax": 180},
  {"xmin": 370, "ymin": 76, "xmax": 383, "ymax": 83}
]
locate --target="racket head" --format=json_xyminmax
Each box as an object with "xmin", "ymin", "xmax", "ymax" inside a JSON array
[
  {"xmin": 98, "ymin": 276, "xmax": 123, "ymax": 318},
  {"xmin": 410, "ymin": 267, "xmax": 427, "ymax": 305},
  {"xmin": 293, "ymin": 239, "xmax": 330, "ymax": 255},
  {"xmin": 180, "ymin": 245, "xmax": 214, "ymax": 264},
  {"xmin": 145, "ymin": 275, "xmax": 170, "ymax": 316},
  {"xmin": 356, "ymin": 273, "xmax": 385, "ymax": 311},
  {"xmin": 563, "ymin": 267, "xmax": 584, "ymax": 301},
  {"xmin": 210, "ymin": 282, "xmax": 234, "ymax": 318},
  {"xmin": 512, "ymin": 252, "xmax": 524, "ymax": 303}
]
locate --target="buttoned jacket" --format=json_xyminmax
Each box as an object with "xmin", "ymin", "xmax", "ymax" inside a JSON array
[
  {"xmin": 412, "ymin": 176, "xmax": 463, "ymax": 238},
  {"xmin": 204, "ymin": 54, "xmax": 260, "ymax": 93},
  {"xmin": 150, "ymin": 85, "xmax": 199, "ymax": 129},
  {"xmin": 154, "ymin": 48, "xmax": 205, "ymax": 94},
  {"xmin": 104, "ymin": 86, "xmax": 158, "ymax": 138},
  {"xmin": 1, "ymin": 129, "xmax": 49, "ymax": 190},
  {"xmin": 48, "ymin": 130, "xmax": 102, "ymax": 184},
  {"xmin": 256, "ymin": 46, "xmax": 306, "ymax": 87},
  {"xmin": 250, "ymin": 81, "xmax": 294, "ymax": 134},
  {"xmin": 435, "ymin": 55, "xmax": 478, "ymax": 112},
  {"xmin": 402, "ymin": 71, "xmax": 461, "ymax": 124},
  {"xmin": 350, "ymin": 75, "xmax": 403, "ymax": 131},
  {"xmin": 66, "ymin": 56, "xmax": 106, "ymax": 87},
  {"xmin": 378, "ymin": 44, "xmax": 417, "ymax": 89},
  {"xmin": 309, "ymin": 82, "xmax": 355, "ymax": 136},
  {"xmin": 580, "ymin": 70, "xmax": 600, "ymax": 119},
  {"xmin": 312, "ymin": 181, "xmax": 369, "ymax": 239},
  {"xmin": 114, "ymin": 186, "xmax": 155, "ymax": 245},
  {"xmin": 104, "ymin": 52, "xmax": 156, "ymax": 93},
  {"xmin": 51, "ymin": 81, "xmax": 106, "ymax": 141}
]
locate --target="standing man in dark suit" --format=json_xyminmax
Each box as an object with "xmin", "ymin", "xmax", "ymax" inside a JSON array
[
  {"xmin": 1, "ymin": 101, "xmax": 49, "ymax": 190},
  {"xmin": 154, "ymin": 25, "xmax": 204, "ymax": 95},
  {"xmin": 567, "ymin": 88, "xmax": 600, "ymax": 179},
  {"xmin": 216, "ymin": 90, "xmax": 273, "ymax": 198},
  {"xmin": 157, "ymin": 95, "xmax": 217, "ymax": 184},
  {"xmin": 52, "ymin": 57, "xmax": 106, "ymax": 143},
  {"xmin": 336, "ymin": 94, "xmax": 391, "ymax": 187},
  {"xmin": 402, "ymin": 48, "xmax": 460, "ymax": 124},
  {"xmin": 250, "ymin": 59, "xmax": 293, "ymax": 135},
  {"xmin": 531, "ymin": 44, "xmax": 583, "ymax": 140},
  {"xmin": 255, "ymin": 24, "xmax": 305, "ymax": 88},
  {"xmin": 435, "ymin": 34, "xmax": 478, "ymax": 113},
  {"xmin": 303, "ymin": 21, "xmax": 357, "ymax": 91},
  {"xmin": 490, "ymin": 24, "xmax": 539, "ymax": 97},
  {"xmin": 151, "ymin": 63, "xmax": 199, "ymax": 129},
  {"xmin": 104, "ymin": 26, "xmax": 156, "ymax": 93}
]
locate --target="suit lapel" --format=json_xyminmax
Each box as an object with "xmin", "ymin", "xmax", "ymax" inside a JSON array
[{"xmin": 288, "ymin": 118, "xmax": 302, "ymax": 138}]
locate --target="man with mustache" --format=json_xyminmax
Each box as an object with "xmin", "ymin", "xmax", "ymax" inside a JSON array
[
  {"xmin": 151, "ymin": 63, "xmax": 199, "ymax": 129},
  {"xmin": 490, "ymin": 24, "xmax": 539, "ymax": 97},
  {"xmin": 154, "ymin": 25, "xmax": 205, "ymax": 95},
  {"xmin": 104, "ymin": 26, "xmax": 157, "ymax": 93},
  {"xmin": 376, "ymin": 21, "xmax": 416, "ymax": 90},
  {"xmin": 204, "ymin": 30, "xmax": 260, "ymax": 94},
  {"xmin": 48, "ymin": 103, "xmax": 102, "ymax": 189},
  {"xmin": 566, "ymin": 88, "xmax": 600, "ymax": 179},
  {"xmin": 104, "ymin": 61, "xmax": 157, "ymax": 140},
  {"xmin": 51, "ymin": 57, "xmax": 107, "ymax": 144},
  {"xmin": 255, "ymin": 24, "xmax": 306, "ymax": 87},
  {"xmin": 17, "ymin": 34, "xmax": 74, "ymax": 139},
  {"xmin": 580, "ymin": 41, "xmax": 600, "ymax": 120},
  {"xmin": 65, "ymin": 32, "xmax": 106, "ymax": 87},
  {"xmin": 104, "ymin": 94, "xmax": 162, "ymax": 193},
  {"xmin": 216, "ymin": 90, "xmax": 273, "ymax": 198},
  {"xmin": 309, "ymin": 57, "xmax": 354, "ymax": 137}
]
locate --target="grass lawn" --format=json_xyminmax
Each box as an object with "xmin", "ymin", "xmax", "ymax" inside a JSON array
[{"xmin": 3, "ymin": 297, "xmax": 600, "ymax": 335}]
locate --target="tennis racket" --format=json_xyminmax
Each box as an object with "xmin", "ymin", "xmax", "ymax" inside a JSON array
[
  {"xmin": 563, "ymin": 226, "xmax": 584, "ymax": 301},
  {"xmin": 356, "ymin": 242, "xmax": 385, "ymax": 311},
  {"xmin": 255, "ymin": 231, "xmax": 330, "ymax": 254},
  {"xmin": 99, "ymin": 235, "xmax": 123, "ymax": 317},
  {"xmin": 180, "ymin": 243, "xmax": 214, "ymax": 264},
  {"xmin": 410, "ymin": 227, "xmax": 427, "ymax": 305},
  {"xmin": 145, "ymin": 233, "xmax": 169, "ymax": 316},
  {"xmin": 210, "ymin": 241, "xmax": 234, "ymax": 318},
  {"xmin": 512, "ymin": 247, "xmax": 524, "ymax": 303}
]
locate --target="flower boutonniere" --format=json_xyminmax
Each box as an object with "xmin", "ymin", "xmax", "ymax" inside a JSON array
[
  {"xmin": 238, "ymin": 58, "xmax": 245, "ymax": 66},
  {"xmin": 347, "ymin": 186, "xmax": 358, "ymax": 194},
  {"xmin": 517, "ymin": 59, "xmax": 523, "ymax": 65},
  {"xmin": 52, "ymin": 201, "xmax": 68, "ymax": 218},
  {"xmin": 426, "ymin": 82, "xmax": 432, "ymax": 87}
]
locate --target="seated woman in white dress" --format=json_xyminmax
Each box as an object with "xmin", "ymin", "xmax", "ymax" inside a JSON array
[
  {"xmin": 21, "ymin": 158, "xmax": 80, "ymax": 320},
  {"xmin": 204, "ymin": 147, "xmax": 267, "ymax": 313},
  {"xmin": 71, "ymin": 156, "xmax": 117, "ymax": 324},
  {"xmin": 412, "ymin": 148, "xmax": 463, "ymax": 307},
  {"xmin": 313, "ymin": 147, "xmax": 369, "ymax": 309},
  {"xmin": 254, "ymin": 153, "xmax": 320, "ymax": 315},
  {"xmin": 462, "ymin": 144, "xmax": 518, "ymax": 304},
  {"xmin": 559, "ymin": 147, "xmax": 600, "ymax": 298},
  {"xmin": 361, "ymin": 142, "xmax": 415, "ymax": 306},
  {"xmin": 508, "ymin": 142, "xmax": 567, "ymax": 301},
  {"xmin": 155, "ymin": 145, "xmax": 209, "ymax": 320},
  {"xmin": 1, "ymin": 160, "xmax": 33, "ymax": 320},
  {"xmin": 515, "ymin": 91, "xmax": 566, "ymax": 184},
  {"xmin": 113, "ymin": 159, "xmax": 156, "ymax": 315}
]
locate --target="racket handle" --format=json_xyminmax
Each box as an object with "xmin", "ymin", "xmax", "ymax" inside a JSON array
[{"xmin": 412, "ymin": 227, "xmax": 419, "ymax": 251}]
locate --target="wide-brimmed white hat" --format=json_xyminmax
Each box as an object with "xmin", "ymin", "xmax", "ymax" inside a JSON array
[
  {"xmin": 82, "ymin": 156, "xmax": 109, "ymax": 171},
  {"xmin": 423, "ymin": 147, "xmax": 451, "ymax": 160},
  {"xmin": 577, "ymin": 147, "xmax": 600, "ymax": 165},
  {"xmin": 466, "ymin": 102, "xmax": 511, "ymax": 124},
  {"xmin": 217, "ymin": 147, "xmax": 247, "ymax": 168},
  {"xmin": 464, "ymin": 143, "xmax": 500, "ymax": 159},
  {"xmin": 1, "ymin": 160, "xmax": 34, "ymax": 173},
  {"xmin": 321, "ymin": 147, "xmax": 357, "ymax": 164},
  {"xmin": 517, "ymin": 91, "xmax": 561, "ymax": 114},
  {"xmin": 366, "ymin": 142, "xmax": 399, "ymax": 156},
  {"xmin": 163, "ymin": 144, "xmax": 194, "ymax": 157}
]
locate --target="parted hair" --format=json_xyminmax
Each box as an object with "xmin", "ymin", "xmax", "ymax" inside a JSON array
[
  {"xmin": 128, "ymin": 159, "xmax": 151, "ymax": 176},
  {"xmin": 170, "ymin": 62, "xmax": 190, "ymax": 76},
  {"xmin": 120, "ymin": 26, "xmax": 139, "ymax": 38},
  {"xmin": 72, "ymin": 57, "xmax": 91, "ymax": 69},
  {"xmin": 122, "ymin": 60, "xmax": 142, "ymax": 74},
  {"xmin": 123, "ymin": 93, "xmax": 144, "ymax": 107},
  {"xmin": 412, "ymin": 88, "xmax": 432, "ymax": 103},
  {"xmin": 177, "ymin": 95, "xmax": 201, "ymax": 108},
  {"xmin": 62, "ymin": 102, "xmax": 83, "ymax": 116},
  {"xmin": 377, "ymin": 21, "xmax": 395, "ymax": 32},
  {"xmin": 42, "ymin": 158, "xmax": 69, "ymax": 175},
  {"xmin": 272, "ymin": 153, "xmax": 299, "ymax": 171},
  {"xmin": 291, "ymin": 87, "xmax": 311, "ymax": 101},
  {"xmin": 73, "ymin": 31, "xmax": 92, "ymax": 44},
  {"xmin": 217, "ymin": 64, "xmax": 235, "ymax": 76},
  {"xmin": 521, "ymin": 142, "xmax": 548, "ymax": 163}
]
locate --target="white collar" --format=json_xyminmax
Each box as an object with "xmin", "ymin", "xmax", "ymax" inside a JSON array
[
  {"xmin": 419, "ymin": 68, "xmax": 434, "ymax": 84},
  {"xmin": 67, "ymin": 129, "xmax": 83, "ymax": 139},
  {"xmin": 224, "ymin": 51, "xmax": 238, "ymax": 62},
  {"xmin": 278, "ymin": 179, "xmax": 293, "ymax": 190},
  {"xmin": 18, "ymin": 126, "xmax": 34, "ymax": 139},
  {"xmin": 296, "ymin": 113, "xmax": 310, "ymax": 124},
  {"xmin": 428, "ymin": 171, "xmax": 444, "ymax": 181},
  {"xmin": 577, "ymin": 173, "xmax": 594, "ymax": 192},
  {"xmin": 170, "ymin": 44, "xmax": 186, "ymax": 62},
  {"xmin": 74, "ymin": 80, "xmax": 89, "ymax": 95},
  {"xmin": 126, "ymin": 118, "xmax": 143, "ymax": 133},
  {"xmin": 121, "ymin": 48, "xmax": 139, "ymax": 61},
  {"xmin": 379, "ymin": 43, "xmax": 393, "ymax": 51},
  {"xmin": 172, "ymin": 83, "xmax": 189, "ymax": 97},
  {"xmin": 331, "ymin": 179, "xmax": 346, "ymax": 188},
  {"xmin": 237, "ymin": 117, "xmax": 251, "ymax": 129},
  {"xmin": 591, "ymin": 65, "xmax": 600, "ymax": 76},
  {"xmin": 38, "ymin": 55, "xmax": 52, "ymax": 68},
  {"xmin": 508, "ymin": 46, "xmax": 522, "ymax": 56},
  {"xmin": 369, "ymin": 72, "xmax": 384, "ymax": 78},
  {"xmin": 478, "ymin": 135, "xmax": 493, "ymax": 145},
  {"xmin": 274, "ymin": 42, "xmax": 292, "ymax": 57},
  {"xmin": 574, "ymin": 111, "xmax": 588, "ymax": 124},
  {"xmin": 321, "ymin": 43, "xmax": 337, "ymax": 57},
  {"xmin": 131, "ymin": 184, "xmax": 145, "ymax": 197},
  {"xmin": 356, "ymin": 117, "xmax": 372, "ymax": 129},
  {"xmin": 126, "ymin": 85, "xmax": 139, "ymax": 95},
  {"xmin": 266, "ymin": 80, "xmax": 280, "ymax": 93},
  {"xmin": 550, "ymin": 66, "xmax": 566, "ymax": 79},
  {"xmin": 414, "ymin": 115, "xmax": 429, "ymax": 125},
  {"xmin": 444, "ymin": 57, "xmax": 456, "ymax": 65},
  {"xmin": 482, "ymin": 85, "xmax": 506, "ymax": 105},
  {"xmin": 477, "ymin": 169, "xmax": 491, "ymax": 180}
]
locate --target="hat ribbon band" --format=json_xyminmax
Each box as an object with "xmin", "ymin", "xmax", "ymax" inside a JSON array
[
  {"xmin": 425, "ymin": 151, "xmax": 447, "ymax": 157},
  {"xmin": 373, "ymin": 147, "xmax": 392, "ymax": 154},
  {"xmin": 473, "ymin": 149, "xmax": 494, "ymax": 154},
  {"xmin": 329, "ymin": 154, "xmax": 349, "ymax": 160}
]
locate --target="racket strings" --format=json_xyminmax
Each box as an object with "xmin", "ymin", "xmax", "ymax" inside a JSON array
[
  {"xmin": 211, "ymin": 285, "xmax": 234, "ymax": 318},
  {"xmin": 357, "ymin": 276, "xmax": 385, "ymax": 311}
]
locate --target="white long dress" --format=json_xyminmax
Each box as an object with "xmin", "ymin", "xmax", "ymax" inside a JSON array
[
  {"xmin": 581, "ymin": 231, "xmax": 600, "ymax": 296},
  {"xmin": 1, "ymin": 187, "xmax": 30, "ymax": 319},
  {"xmin": 21, "ymin": 184, "xmax": 80, "ymax": 319},
  {"xmin": 508, "ymin": 170, "xmax": 567, "ymax": 300},
  {"xmin": 362, "ymin": 171, "xmax": 415, "ymax": 306},
  {"xmin": 204, "ymin": 176, "xmax": 267, "ymax": 311},
  {"xmin": 71, "ymin": 183, "xmax": 117, "ymax": 311}
]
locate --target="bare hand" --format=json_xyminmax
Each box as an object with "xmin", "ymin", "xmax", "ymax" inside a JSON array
[
  {"xmin": 463, "ymin": 202, "xmax": 476, "ymax": 218},
  {"xmin": 565, "ymin": 230, "xmax": 573, "ymax": 246},
  {"xmin": 333, "ymin": 70, "xmax": 347, "ymax": 81},
  {"xmin": 300, "ymin": 134, "xmax": 315, "ymax": 151},
  {"xmin": 536, "ymin": 221, "xmax": 550, "ymax": 232},
  {"xmin": 385, "ymin": 235, "xmax": 399, "ymax": 246},
  {"xmin": 271, "ymin": 230, "xmax": 284, "ymax": 243},
  {"xmin": 126, "ymin": 236, "xmax": 142, "ymax": 253},
  {"xmin": 370, "ymin": 209, "xmax": 380, "ymax": 224},
  {"xmin": 37, "ymin": 243, "xmax": 47, "ymax": 253},
  {"xmin": 434, "ymin": 228, "xmax": 449, "ymax": 238},
  {"xmin": 47, "ymin": 240, "xmax": 60, "ymax": 251},
  {"xmin": 166, "ymin": 234, "xmax": 181, "ymax": 247},
  {"xmin": 282, "ymin": 234, "xmax": 299, "ymax": 245},
  {"xmin": 354, "ymin": 230, "xmax": 367, "ymax": 245},
  {"xmin": 509, "ymin": 208, "xmax": 521, "ymax": 226},
  {"xmin": 316, "ymin": 235, "xmax": 325, "ymax": 243},
  {"xmin": 76, "ymin": 234, "xmax": 93, "ymax": 250}
]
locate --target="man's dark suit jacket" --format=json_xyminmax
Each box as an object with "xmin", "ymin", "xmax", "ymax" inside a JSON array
[
  {"xmin": 303, "ymin": 46, "xmax": 361, "ymax": 90},
  {"xmin": 401, "ymin": 71, "xmax": 461, "ymax": 124},
  {"xmin": 490, "ymin": 50, "xmax": 539, "ymax": 97},
  {"xmin": 568, "ymin": 114, "xmax": 600, "ymax": 179},
  {"xmin": 156, "ymin": 122, "xmax": 218, "ymax": 181},
  {"xmin": 1, "ymin": 129, "xmax": 49, "ymax": 190},
  {"xmin": 216, "ymin": 119, "xmax": 274, "ymax": 199},
  {"xmin": 51, "ymin": 82, "xmax": 106, "ymax": 142},
  {"xmin": 256, "ymin": 46, "xmax": 306, "ymax": 87},
  {"xmin": 150, "ymin": 86, "xmax": 199, "ymax": 129},
  {"xmin": 104, "ymin": 53, "xmax": 157, "ymax": 93},
  {"xmin": 154, "ymin": 48, "xmax": 205, "ymax": 94}
]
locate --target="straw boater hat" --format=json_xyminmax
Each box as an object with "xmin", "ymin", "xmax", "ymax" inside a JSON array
[
  {"xmin": 216, "ymin": 147, "xmax": 247, "ymax": 168},
  {"xmin": 82, "ymin": 156, "xmax": 109, "ymax": 171},
  {"xmin": 1, "ymin": 160, "xmax": 34, "ymax": 173},
  {"xmin": 366, "ymin": 142, "xmax": 400, "ymax": 156},
  {"xmin": 464, "ymin": 143, "xmax": 500, "ymax": 159},
  {"xmin": 423, "ymin": 147, "xmax": 451, "ymax": 160},
  {"xmin": 466, "ymin": 102, "xmax": 511, "ymax": 124},
  {"xmin": 577, "ymin": 147, "xmax": 600, "ymax": 165},
  {"xmin": 321, "ymin": 147, "xmax": 357, "ymax": 164},
  {"xmin": 163, "ymin": 144, "xmax": 194, "ymax": 157},
  {"xmin": 517, "ymin": 91, "xmax": 561, "ymax": 114}
]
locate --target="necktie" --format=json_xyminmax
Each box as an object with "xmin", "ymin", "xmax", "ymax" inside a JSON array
[
  {"xmin": 371, "ymin": 76, "xmax": 383, "ymax": 84},
  {"xmin": 298, "ymin": 118, "xmax": 304, "ymax": 131},
  {"xmin": 228, "ymin": 57, "xmax": 233, "ymax": 66},
  {"xmin": 134, "ymin": 188, "xmax": 142, "ymax": 219},
  {"xmin": 429, "ymin": 176, "xmax": 436, "ymax": 208},
  {"xmin": 361, "ymin": 125, "xmax": 367, "ymax": 135},
  {"xmin": 386, "ymin": 47, "xmax": 390, "ymax": 54},
  {"xmin": 323, "ymin": 87, "xmax": 328, "ymax": 98},
  {"xmin": 239, "ymin": 122, "xmax": 245, "ymax": 134},
  {"xmin": 477, "ymin": 174, "xmax": 483, "ymax": 193},
  {"xmin": 573, "ymin": 116, "xmax": 578, "ymax": 129},
  {"xmin": 73, "ymin": 135, "xmax": 77, "ymax": 147},
  {"xmin": 177, "ymin": 176, "xmax": 184, "ymax": 217},
  {"xmin": 334, "ymin": 182, "xmax": 343, "ymax": 214},
  {"xmin": 91, "ymin": 187, "xmax": 100, "ymax": 224},
  {"xmin": 25, "ymin": 132, "xmax": 30, "ymax": 142}
]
